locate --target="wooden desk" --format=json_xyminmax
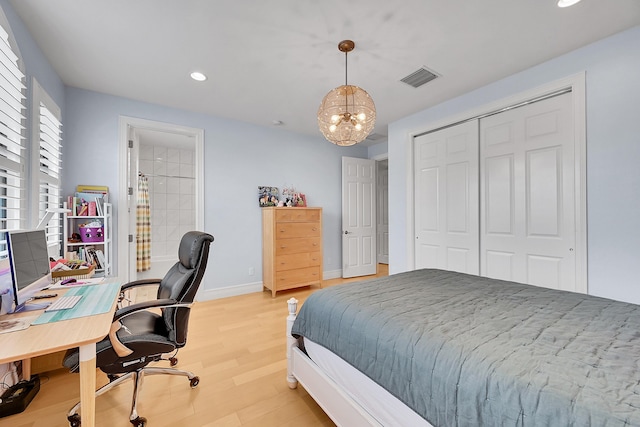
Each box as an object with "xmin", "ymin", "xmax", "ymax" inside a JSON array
[{"xmin": 0, "ymin": 285, "xmax": 120, "ymax": 427}]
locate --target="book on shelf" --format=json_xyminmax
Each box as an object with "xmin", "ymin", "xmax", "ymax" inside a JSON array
[
  {"xmin": 69, "ymin": 185, "xmax": 109, "ymax": 216},
  {"xmin": 95, "ymin": 249, "xmax": 107, "ymax": 270},
  {"xmin": 76, "ymin": 185, "xmax": 108, "ymax": 193},
  {"xmin": 77, "ymin": 246, "xmax": 106, "ymax": 271}
]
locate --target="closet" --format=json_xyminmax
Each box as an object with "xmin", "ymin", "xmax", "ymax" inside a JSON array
[{"xmin": 414, "ymin": 91, "xmax": 582, "ymax": 293}]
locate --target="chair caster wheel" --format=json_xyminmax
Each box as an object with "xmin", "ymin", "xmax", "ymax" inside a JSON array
[
  {"xmin": 190, "ymin": 376, "xmax": 200, "ymax": 388},
  {"xmin": 131, "ymin": 416, "xmax": 147, "ymax": 426},
  {"xmin": 169, "ymin": 357, "xmax": 178, "ymax": 366},
  {"xmin": 68, "ymin": 413, "xmax": 81, "ymax": 427}
]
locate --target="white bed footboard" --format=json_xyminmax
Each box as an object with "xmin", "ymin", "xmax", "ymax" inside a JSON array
[
  {"xmin": 286, "ymin": 297, "xmax": 299, "ymax": 389},
  {"xmin": 286, "ymin": 298, "xmax": 383, "ymax": 427}
]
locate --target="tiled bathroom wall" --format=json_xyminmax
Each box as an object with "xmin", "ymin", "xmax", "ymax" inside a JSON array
[{"xmin": 139, "ymin": 143, "xmax": 195, "ymax": 260}]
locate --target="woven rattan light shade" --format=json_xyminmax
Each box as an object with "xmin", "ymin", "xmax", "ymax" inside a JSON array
[
  {"xmin": 317, "ymin": 84, "xmax": 376, "ymax": 146},
  {"xmin": 317, "ymin": 40, "xmax": 376, "ymax": 146}
]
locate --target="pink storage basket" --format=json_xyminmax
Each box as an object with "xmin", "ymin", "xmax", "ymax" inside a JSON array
[{"xmin": 79, "ymin": 226, "xmax": 104, "ymax": 243}]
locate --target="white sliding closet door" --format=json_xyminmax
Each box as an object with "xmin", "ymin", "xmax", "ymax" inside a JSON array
[
  {"xmin": 480, "ymin": 92, "xmax": 579, "ymax": 292},
  {"xmin": 414, "ymin": 121, "xmax": 479, "ymax": 274}
]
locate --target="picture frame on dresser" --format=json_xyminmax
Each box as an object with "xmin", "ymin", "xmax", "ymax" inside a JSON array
[{"xmin": 258, "ymin": 186, "xmax": 279, "ymax": 207}]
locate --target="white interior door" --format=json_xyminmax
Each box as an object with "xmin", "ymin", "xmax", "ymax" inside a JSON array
[
  {"xmin": 480, "ymin": 92, "xmax": 579, "ymax": 292},
  {"xmin": 376, "ymin": 160, "xmax": 389, "ymax": 264},
  {"xmin": 342, "ymin": 157, "xmax": 377, "ymax": 278},
  {"xmin": 414, "ymin": 121, "xmax": 479, "ymax": 274}
]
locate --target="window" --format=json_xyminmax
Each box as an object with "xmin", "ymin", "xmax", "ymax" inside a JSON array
[
  {"xmin": 32, "ymin": 79, "xmax": 63, "ymax": 251},
  {"xmin": 0, "ymin": 17, "xmax": 26, "ymax": 256}
]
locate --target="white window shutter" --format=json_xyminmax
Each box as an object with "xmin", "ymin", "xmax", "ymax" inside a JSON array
[
  {"xmin": 0, "ymin": 21, "xmax": 26, "ymax": 254},
  {"xmin": 34, "ymin": 83, "xmax": 63, "ymax": 248}
]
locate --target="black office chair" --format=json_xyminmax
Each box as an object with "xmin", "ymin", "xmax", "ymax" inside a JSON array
[{"xmin": 63, "ymin": 231, "xmax": 214, "ymax": 427}]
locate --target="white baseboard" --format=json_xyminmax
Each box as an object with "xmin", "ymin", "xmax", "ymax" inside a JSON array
[
  {"xmin": 323, "ymin": 269, "xmax": 342, "ymax": 280},
  {"xmin": 197, "ymin": 281, "xmax": 263, "ymax": 301},
  {"xmin": 197, "ymin": 269, "xmax": 343, "ymax": 301}
]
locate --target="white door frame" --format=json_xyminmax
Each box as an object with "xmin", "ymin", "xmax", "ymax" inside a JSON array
[
  {"xmin": 342, "ymin": 156, "xmax": 377, "ymax": 278},
  {"xmin": 117, "ymin": 116, "xmax": 205, "ymax": 283},
  {"xmin": 375, "ymin": 156, "xmax": 389, "ymax": 265},
  {"xmin": 404, "ymin": 72, "xmax": 587, "ymax": 290}
]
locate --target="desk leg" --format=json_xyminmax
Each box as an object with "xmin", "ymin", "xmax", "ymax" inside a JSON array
[
  {"xmin": 79, "ymin": 343, "xmax": 97, "ymax": 427},
  {"xmin": 22, "ymin": 358, "xmax": 31, "ymax": 380}
]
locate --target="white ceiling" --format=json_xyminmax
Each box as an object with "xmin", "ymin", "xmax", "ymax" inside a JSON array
[{"xmin": 9, "ymin": 1, "xmax": 640, "ymax": 144}]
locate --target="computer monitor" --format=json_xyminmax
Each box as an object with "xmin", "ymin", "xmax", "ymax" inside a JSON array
[{"xmin": 6, "ymin": 229, "xmax": 53, "ymax": 313}]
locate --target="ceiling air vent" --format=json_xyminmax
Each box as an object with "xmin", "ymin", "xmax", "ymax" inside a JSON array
[
  {"xmin": 400, "ymin": 67, "xmax": 438, "ymax": 88},
  {"xmin": 366, "ymin": 133, "xmax": 386, "ymax": 141}
]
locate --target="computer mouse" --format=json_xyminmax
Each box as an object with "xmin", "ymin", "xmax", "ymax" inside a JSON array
[{"xmin": 61, "ymin": 278, "xmax": 77, "ymax": 285}]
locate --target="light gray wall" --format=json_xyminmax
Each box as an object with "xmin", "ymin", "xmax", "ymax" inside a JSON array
[
  {"xmin": 0, "ymin": 0, "xmax": 64, "ymax": 106},
  {"xmin": 5, "ymin": 0, "xmax": 639, "ymax": 302},
  {"xmin": 368, "ymin": 140, "xmax": 388, "ymax": 159},
  {"xmin": 63, "ymin": 87, "xmax": 367, "ymax": 294},
  {"xmin": 388, "ymin": 25, "xmax": 640, "ymax": 304},
  {"xmin": 0, "ymin": 0, "xmax": 65, "ymax": 226},
  {"xmin": 3, "ymin": 0, "xmax": 370, "ymax": 297}
]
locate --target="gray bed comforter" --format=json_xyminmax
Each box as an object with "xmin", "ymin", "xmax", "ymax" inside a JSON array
[{"xmin": 291, "ymin": 269, "xmax": 640, "ymax": 426}]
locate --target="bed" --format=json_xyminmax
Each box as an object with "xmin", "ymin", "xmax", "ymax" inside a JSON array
[{"xmin": 286, "ymin": 269, "xmax": 640, "ymax": 426}]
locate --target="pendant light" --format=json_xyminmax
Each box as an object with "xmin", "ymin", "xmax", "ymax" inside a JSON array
[{"xmin": 317, "ymin": 40, "xmax": 376, "ymax": 146}]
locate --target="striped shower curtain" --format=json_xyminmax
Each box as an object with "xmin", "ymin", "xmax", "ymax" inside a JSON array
[{"xmin": 136, "ymin": 173, "xmax": 151, "ymax": 272}]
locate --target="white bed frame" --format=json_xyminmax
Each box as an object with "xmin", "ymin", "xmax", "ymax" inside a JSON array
[{"xmin": 286, "ymin": 298, "xmax": 383, "ymax": 427}]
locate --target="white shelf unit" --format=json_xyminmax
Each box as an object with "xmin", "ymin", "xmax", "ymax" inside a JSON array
[{"xmin": 63, "ymin": 202, "xmax": 113, "ymax": 277}]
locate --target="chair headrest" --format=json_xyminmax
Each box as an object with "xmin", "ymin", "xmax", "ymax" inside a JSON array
[{"xmin": 179, "ymin": 231, "xmax": 214, "ymax": 269}]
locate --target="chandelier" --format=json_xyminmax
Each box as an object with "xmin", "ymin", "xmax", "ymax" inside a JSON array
[{"xmin": 317, "ymin": 40, "xmax": 376, "ymax": 146}]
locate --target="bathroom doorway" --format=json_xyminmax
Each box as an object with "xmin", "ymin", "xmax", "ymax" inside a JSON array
[{"xmin": 118, "ymin": 117, "xmax": 204, "ymax": 285}]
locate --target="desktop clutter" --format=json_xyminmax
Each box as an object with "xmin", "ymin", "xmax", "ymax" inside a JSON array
[
  {"xmin": 0, "ymin": 227, "xmax": 113, "ymax": 418},
  {"xmin": 50, "ymin": 259, "xmax": 96, "ymax": 283}
]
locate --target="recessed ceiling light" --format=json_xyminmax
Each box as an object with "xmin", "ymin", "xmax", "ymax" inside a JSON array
[
  {"xmin": 190, "ymin": 71, "xmax": 207, "ymax": 81},
  {"xmin": 557, "ymin": 0, "xmax": 582, "ymax": 7}
]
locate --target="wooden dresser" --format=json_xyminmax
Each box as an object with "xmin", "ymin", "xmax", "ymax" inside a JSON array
[{"xmin": 262, "ymin": 207, "xmax": 323, "ymax": 297}]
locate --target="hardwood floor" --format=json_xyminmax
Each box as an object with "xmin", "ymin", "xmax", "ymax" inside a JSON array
[{"xmin": 1, "ymin": 265, "xmax": 389, "ymax": 427}]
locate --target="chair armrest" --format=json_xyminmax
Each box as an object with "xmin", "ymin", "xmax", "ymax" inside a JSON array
[
  {"xmin": 120, "ymin": 278, "xmax": 162, "ymax": 292},
  {"xmin": 119, "ymin": 278, "xmax": 162, "ymax": 305},
  {"xmin": 109, "ymin": 298, "xmax": 192, "ymax": 357},
  {"xmin": 113, "ymin": 298, "xmax": 179, "ymax": 322}
]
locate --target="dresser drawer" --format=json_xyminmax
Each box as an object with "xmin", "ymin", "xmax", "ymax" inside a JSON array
[
  {"xmin": 276, "ymin": 209, "xmax": 321, "ymax": 222},
  {"xmin": 275, "ymin": 251, "xmax": 321, "ymax": 272},
  {"xmin": 276, "ymin": 266, "xmax": 321, "ymax": 290},
  {"xmin": 276, "ymin": 222, "xmax": 321, "ymax": 239},
  {"xmin": 275, "ymin": 237, "xmax": 321, "ymax": 255}
]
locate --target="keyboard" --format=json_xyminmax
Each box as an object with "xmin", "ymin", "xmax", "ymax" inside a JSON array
[{"xmin": 45, "ymin": 295, "xmax": 83, "ymax": 312}]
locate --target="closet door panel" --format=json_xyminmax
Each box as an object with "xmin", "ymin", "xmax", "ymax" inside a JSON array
[
  {"xmin": 480, "ymin": 92, "xmax": 577, "ymax": 292},
  {"xmin": 527, "ymin": 147, "xmax": 560, "ymax": 237},
  {"xmin": 418, "ymin": 166, "xmax": 439, "ymax": 232},
  {"xmin": 485, "ymin": 250, "xmax": 514, "ymax": 281},
  {"xmin": 446, "ymin": 162, "xmax": 470, "ymax": 233},
  {"xmin": 485, "ymin": 155, "xmax": 514, "ymax": 235},
  {"xmin": 414, "ymin": 121, "xmax": 479, "ymax": 274}
]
